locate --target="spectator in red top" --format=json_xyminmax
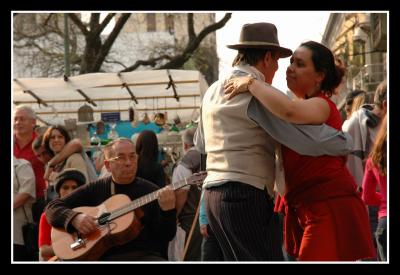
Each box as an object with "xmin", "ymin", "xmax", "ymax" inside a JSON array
[
  {"xmin": 225, "ymin": 41, "xmax": 376, "ymax": 261},
  {"xmin": 13, "ymin": 105, "xmax": 46, "ymax": 199},
  {"xmin": 362, "ymin": 114, "xmax": 387, "ymax": 261},
  {"xmin": 38, "ymin": 168, "xmax": 86, "ymax": 261}
]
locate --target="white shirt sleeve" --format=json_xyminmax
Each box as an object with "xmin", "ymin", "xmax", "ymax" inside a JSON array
[
  {"xmin": 172, "ymin": 164, "xmax": 193, "ymax": 190},
  {"xmin": 15, "ymin": 159, "xmax": 36, "ymax": 199},
  {"xmin": 194, "ymin": 106, "xmax": 206, "ymax": 154}
]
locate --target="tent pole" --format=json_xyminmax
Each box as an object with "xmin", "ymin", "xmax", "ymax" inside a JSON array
[{"xmin": 64, "ymin": 13, "xmax": 70, "ymax": 77}]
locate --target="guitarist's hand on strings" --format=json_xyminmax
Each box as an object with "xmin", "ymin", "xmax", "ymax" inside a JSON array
[
  {"xmin": 71, "ymin": 213, "xmax": 98, "ymax": 235},
  {"xmin": 157, "ymin": 185, "xmax": 176, "ymax": 211}
]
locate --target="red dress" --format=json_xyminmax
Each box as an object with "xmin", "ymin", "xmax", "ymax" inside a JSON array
[
  {"xmin": 38, "ymin": 212, "xmax": 52, "ymax": 247},
  {"xmin": 280, "ymin": 94, "xmax": 376, "ymax": 261}
]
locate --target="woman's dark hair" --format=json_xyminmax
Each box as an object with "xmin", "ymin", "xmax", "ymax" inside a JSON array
[
  {"xmin": 42, "ymin": 125, "xmax": 71, "ymax": 154},
  {"xmin": 300, "ymin": 41, "xmax": 345, "ymax": 97},
  {"xmin": 32, "ymin": 134, "xmax": 55, "ymax": 157},
  {"xmin": 32, "ymin": 134, "xmax": 45, "ymax": 151},
  {"xmin": 232, "ymin": 48, "xmax": 277, "ymax": 66},
  {"xmin": 135, "ymin": 130, "xmax": 159, "ymax": 163}
]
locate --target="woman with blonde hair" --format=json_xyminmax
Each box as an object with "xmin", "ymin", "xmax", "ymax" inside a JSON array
[{"xmin": 343, "ymin": 90, "xmax": 367, "ymax": 121}]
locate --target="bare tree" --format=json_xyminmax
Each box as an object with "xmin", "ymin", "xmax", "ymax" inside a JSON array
[
  {"xmin": 13, "ymin": 13, "xmax": 231, "ymax": 82},
  {"xmin": 68, "ymin": 13, "xmax": 131, "ymax": 73},
  {"xmin": 13, "ymin": 14, "xmax": 83, "ymax": 76},
  {"xmin": 120, "ymin": 13, "xmax": 231, "ymax": 72}
]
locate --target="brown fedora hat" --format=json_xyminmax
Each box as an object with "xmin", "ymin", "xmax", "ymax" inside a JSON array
[{"xmin": 227, "ymin": 22, "xmax": 292, "ymax": 58}]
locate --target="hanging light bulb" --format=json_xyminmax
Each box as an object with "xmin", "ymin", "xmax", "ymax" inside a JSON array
[{"xmin": 129, "ymin": 107, "xmax": 135, "ymax": 121}]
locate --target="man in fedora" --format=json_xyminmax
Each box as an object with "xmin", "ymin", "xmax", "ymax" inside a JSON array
[{"xmin": 194, "ymin": 22, "xmax": 354, "ymax": 261}]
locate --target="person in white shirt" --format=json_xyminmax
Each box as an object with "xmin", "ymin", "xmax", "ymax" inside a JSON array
[
  {"xmin": 171, "ymin": 126, "xmax": 202, "ymax": 261},
  {"xmin": 13, "ymin": 156, "xmax": 36, "ymax": 261}
]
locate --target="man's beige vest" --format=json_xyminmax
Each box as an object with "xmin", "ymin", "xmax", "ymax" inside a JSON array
[{"xmin": 202, "ymin": 70, "xmax": 276, "ymax": 196}]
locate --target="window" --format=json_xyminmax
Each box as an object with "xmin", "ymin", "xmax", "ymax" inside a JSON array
[
  {"xmin": 165, "ymin": 14, "xmax": 174, "ymax": 35},
  {"xmin": 353, "ymin": 40, "xmax": 366, "ymax": 67},
  {"xmin": 147, "ymin": 13, "xmax": 156, "ymax": 32},
  {"xmin": 371, "ymin": 13, "xmax": 387, "ymax": 51}
]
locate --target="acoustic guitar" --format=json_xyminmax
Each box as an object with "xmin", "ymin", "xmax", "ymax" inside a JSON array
[{"xmin": 51, "ymin": 171, "xmax": 207, "ymax": 261}]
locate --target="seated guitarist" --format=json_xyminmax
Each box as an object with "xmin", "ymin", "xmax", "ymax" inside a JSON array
[{"xmin": 45, "ymin": 138, "xmax": 177, "ymax": 261}]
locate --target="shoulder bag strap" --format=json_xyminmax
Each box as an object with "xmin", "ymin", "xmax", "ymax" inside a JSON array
[{"xmin": 14, "ymin": 166, "xmax": 30, "ymax": 223}]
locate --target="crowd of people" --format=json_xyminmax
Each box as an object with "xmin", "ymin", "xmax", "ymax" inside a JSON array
[{"xmin": 13, "ymin": 21, "xmax": 388, "ymax": 263}]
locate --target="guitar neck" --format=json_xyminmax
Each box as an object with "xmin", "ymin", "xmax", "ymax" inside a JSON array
[{"xmin": 108, "ymin": 177, "xmax": 190, "ymax": 221}]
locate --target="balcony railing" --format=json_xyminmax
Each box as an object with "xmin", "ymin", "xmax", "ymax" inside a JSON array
[{"xmin": 351, "ymin": 63, "xmax": 385, "ymax": 93}]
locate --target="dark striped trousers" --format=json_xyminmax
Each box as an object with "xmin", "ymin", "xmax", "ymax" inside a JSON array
[{"xmin": 205, "ymin": 181, "xmax": 283, "ymax": 261}]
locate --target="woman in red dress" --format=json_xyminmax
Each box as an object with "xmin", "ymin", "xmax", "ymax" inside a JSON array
[{"xmin": 224, "ymin": 41, "xmax": 375, "ymax": 261}]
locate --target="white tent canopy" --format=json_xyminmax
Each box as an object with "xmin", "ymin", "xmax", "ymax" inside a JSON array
[{"xmin": 13, "ymin": 69, "xmax": 208, "ymax": 125}]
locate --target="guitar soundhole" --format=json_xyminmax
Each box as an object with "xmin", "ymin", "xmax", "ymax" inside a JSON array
[{"xmin": 97, "ymin": 212, "xmax": 111, "ymax": 225}]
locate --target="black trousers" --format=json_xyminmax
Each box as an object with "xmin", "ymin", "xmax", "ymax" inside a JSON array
[
  {"xmin": 201, "ymin": 224, "xmax": 224, "ymax": 261},
  {"xmin": 101, "ymin": 250, "xmax": 167, "ymax": 261},
  {"xmin": 13, "ymin": 244, "xmax": 36, "ymax": 261},
  {"xmin": 205, "ymin": 182, "xmax": 283, "ymax": 261},
  {"xmin": 181, "ymin": 219, "xmax": 202, "ymax": 261}
]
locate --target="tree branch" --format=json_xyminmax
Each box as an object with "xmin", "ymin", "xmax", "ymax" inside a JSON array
[
  {"xmin": 195, "ymin": 13, "xmax": 232, "ymax": 43},
  {"xmin": 27, "ymin": 40, "xmax": 64, "ymax": 59},
  {"xmin": 104, "ymin": 59, "xmax": 128, "ymax": 69},
  {"xmin": 42, "ymin": 13, "xmax": 53, "ymax": 27},
  {"xmin": 14, "ymin": 27, "xmax": 55, "ymax": 40},
  {"xmin": 69, "ymin": 13, "xmax": 89, "ymax": 36},
  {"xmin": 91, "ymin": 13, "xmax": 131, "ymax": 72},
  {"xmin": 120, "ymin": 55, "xmax": 172, "ymax": 72},
  {"xmin": 159, "ymin": 13, "xmax": 232, "ymax": 69},
  {"xmin": 188, "ymin": 13, "xmax": 196, "ymax": 41},
  {"xmin": 92, "ymin": 13, "xmax": 116, "ymax": 37},
  {"xmin": 89, "ymin": 13, "xmax": 100, "ymax": 34}
]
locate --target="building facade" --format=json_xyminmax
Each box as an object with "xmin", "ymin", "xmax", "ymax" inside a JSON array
[{"xmin": 321, "ymin": 12, "xmax": 387, "ymax": 109}]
